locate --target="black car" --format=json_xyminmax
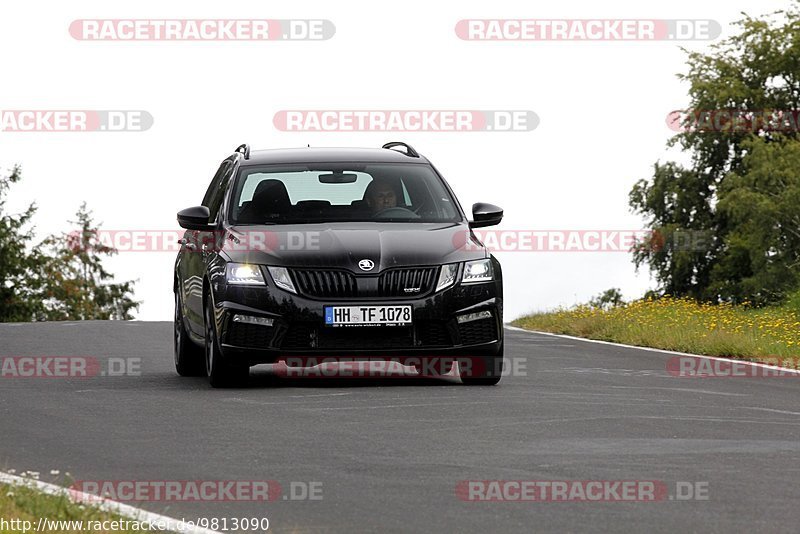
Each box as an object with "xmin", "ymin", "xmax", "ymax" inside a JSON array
[{"xmin": 174, "ymin": 142, "xmax": 504, "ymax": 387}]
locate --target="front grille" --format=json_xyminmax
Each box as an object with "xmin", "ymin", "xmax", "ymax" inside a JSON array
[
  {"xmin": 292, "ymin": 269, "xmax": 357, "ymax": 299},
  {"xmin": 280, "ymin": 323, "xmax": 316, "ymax": 349},
  {"xmin": 290, "ymin": 266, "xmax": 439, "ymax": 300},
  {"xmin": 416, "ymin": 321, "xmax": 452, "ymax": 347},
  {"xmin": 225, "ymin": 322, "xmax": 276, "ymax": 348},
  {"xmin": 378, "ymin": 267, "xmax": 438, "ymax": 298},
  {"xmin": 457, "ymin": 318, "xmax": 498, "ymax": 346},
  {"xmin": 278, "ymin": 322, "xmax": 454, "ymax": 350}
]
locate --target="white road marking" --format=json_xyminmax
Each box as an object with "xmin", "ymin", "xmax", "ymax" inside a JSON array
[
  {"xmin": 609, "ymin": 386, "xmax": 750, "ymax": 397},
  {"xmin": 301, "ymin": 401, "xmax": 491, "ymax": 411},
  {"xmin": 505, "ymin": 325, "xmax": 800, "ymax": 376},
  {"xmin": 742, "ymin": 407, "xmax": 800, "ymax": 416}
]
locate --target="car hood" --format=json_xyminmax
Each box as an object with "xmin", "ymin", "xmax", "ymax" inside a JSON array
[{"xmin": 220, "ymin": 222, "xmax": 486, "ymax": 271}]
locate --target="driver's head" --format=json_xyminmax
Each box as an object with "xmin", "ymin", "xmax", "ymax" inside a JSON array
[{"xmin": 364, "ymin": 179, "xmax": 397, "ymax": 211}]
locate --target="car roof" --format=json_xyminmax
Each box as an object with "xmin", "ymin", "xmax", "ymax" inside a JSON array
[{"xmin": 238, "ymin": 147, "xmax": 431, "ymax": 166}]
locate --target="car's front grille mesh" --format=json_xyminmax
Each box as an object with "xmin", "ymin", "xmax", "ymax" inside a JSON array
[
  {"xmin": 280, "ymin": 323, "xmax": 316, "ymax": 349},
  {"xmin": 289, "ymin": 266, "xmax": 438, "ymax": 299},
  {"xmin": 225, "ymin": 322, "xmax": 276, "ymax": 348},
  {"xmin": 378, "ymin": 267, "xmax": 438, "ymax": 298},
  {"xmin": 457, "ymin": 318, "xmax": 498, "ymax": 346},
  {"xmin": 292, "ymin": 269, "xmax": 357, "ymax": 299},
  {"xmin": 277, "ymin": 322, "xmax": 453, "ymax": 350},
  {"xmin": 415, "ymin": 321, "xmax": 452, "ymax": 346}
]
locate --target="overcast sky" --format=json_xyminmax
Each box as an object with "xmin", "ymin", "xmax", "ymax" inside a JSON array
[{"xmin": 0, "ymin": 0, "xmax": 790, "ymax": 320}]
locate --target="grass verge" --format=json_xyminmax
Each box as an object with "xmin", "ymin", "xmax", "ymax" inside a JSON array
[
  {"xmin": 1, "ymin": 481, "xmax": 148, "ymax": 534},
  {"xmin": 511, "ymin": 296, "xmax": 800, "ymax": 366}
]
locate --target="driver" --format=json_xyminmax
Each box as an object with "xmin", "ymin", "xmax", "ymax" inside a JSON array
[{"xmin": 363, "ymin": 179, "xmax": 398, "ymax": 213}]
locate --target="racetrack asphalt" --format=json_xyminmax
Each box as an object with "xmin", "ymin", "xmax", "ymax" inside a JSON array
[{"xmin": 1, "ymin": 321, "xmax": 799, "ymax": 532}]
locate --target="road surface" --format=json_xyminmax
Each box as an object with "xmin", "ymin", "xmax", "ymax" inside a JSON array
[{"xmin": 1, "ymin": 321, "xmax": 799, "ymax": 532}]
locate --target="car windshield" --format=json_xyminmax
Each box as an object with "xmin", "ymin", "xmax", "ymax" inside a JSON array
[{"xmin": 229, "ymin": 163, "xmax": 462, "ymax": 224}]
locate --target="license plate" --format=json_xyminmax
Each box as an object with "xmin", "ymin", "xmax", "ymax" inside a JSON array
[{"xmin": 324, "ymin": 305, "xmax": 412, "ymax": 326}]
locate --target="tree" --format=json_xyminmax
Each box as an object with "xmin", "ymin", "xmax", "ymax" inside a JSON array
[
  {"xmin": 0, "ymin": 165, "xmax": 45, "ymax": 321},
  {"xmin": 589, "ymin": 288, "xmax": 625, "ymax": 310},
  {"xmin": 630, "ymin": 4, "xmax": 800, "ymax": 305},
  {"xmin": 0, "ymin": 165, "xmax": 139, "ymax": 321},
  {"xmin": 37, "ymin": 203, "xmax": 139, "ymax": 320},
  {"xmin": 714, "ymin": 135, "xmax": 800, "ymax": 305}
]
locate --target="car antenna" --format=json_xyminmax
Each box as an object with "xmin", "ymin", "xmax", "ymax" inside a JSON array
[{"xmin": 234, "ymin": 143, "xmax": 250, "ymax": 160}]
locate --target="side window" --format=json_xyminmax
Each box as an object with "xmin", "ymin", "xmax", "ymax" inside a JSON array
[
  {"xmin": 207, "ymin": 162, "xmax": 234, "ymax": 222},
  {"xmin": 202, "ymin": 162, "xmax": 229, "ymax": 208}
]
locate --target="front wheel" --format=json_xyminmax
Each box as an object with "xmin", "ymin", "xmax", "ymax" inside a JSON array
[
  {"xmin": 204, "ymin": 295, "xmax": 249, "ymax": 388},
  {"xmin": 174, "ymin": 292, "xmax": 205, "ymax": 376},
  {"xmin": 459, "ymin": 346, "xmax": 503, "ymax": 386}
]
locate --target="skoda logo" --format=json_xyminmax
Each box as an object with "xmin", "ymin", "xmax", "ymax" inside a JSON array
[{"xmin": 358, "ymin": 259, "xmax": 375, "ymax": 271}]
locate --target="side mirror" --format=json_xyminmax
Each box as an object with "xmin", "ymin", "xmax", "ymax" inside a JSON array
[
  {"xmin": 177, "ymin": 206, "xmax": 213, "ymax": 230},
  {"xmin": 469, "ymin": 203, "xmax": 503, "ymax": 228}
]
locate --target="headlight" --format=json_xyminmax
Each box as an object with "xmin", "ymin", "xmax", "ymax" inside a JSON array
[
  {"xmin": 226, "ymin": 263, "xmax": 266, "ymax": 285},
  {"xmin": 462, "ymin": 259, "xmax": 493, "ymax": 284},
  {"xmin": 435, "ymin": 263, "xmax": 459, "ymax": 292},
  {"xmin": 267, "ymin": 266, "xmax": 297, "ymax": 294}
]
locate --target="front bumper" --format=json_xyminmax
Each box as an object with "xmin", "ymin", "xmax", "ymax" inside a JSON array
[{"xmin": 213, "ymin": 278, "xmax": 503, "ymax": 365}]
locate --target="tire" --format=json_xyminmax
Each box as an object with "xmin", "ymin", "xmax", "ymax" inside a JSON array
[
  {"xmin": 459, "ymin": 344, "xmax": 503, "ymax": 386},
  {"xmin": 204, "ymin": 294, "xmax": 249, "ymax": 388},
  {"xmin": 174, "ymin": 292, "xmax": 206, "ymax": 376}
]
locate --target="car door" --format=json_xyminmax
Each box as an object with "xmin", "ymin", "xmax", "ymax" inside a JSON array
[
  {"xmin": 199, "ymin": 159, "xmax": 236, "ymax": 311},
  {"xmin": 180, "ymin": 160, "xmax": 232, "ymax": 335}
]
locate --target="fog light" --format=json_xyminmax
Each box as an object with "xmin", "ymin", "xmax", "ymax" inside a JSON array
[
  {"xmin": 232, "ymin": 314, "xmax": 274, "ymax": 326},
  {"xmin": 457, "ymin": 310, "xmax": 492, "ymax": 324}
]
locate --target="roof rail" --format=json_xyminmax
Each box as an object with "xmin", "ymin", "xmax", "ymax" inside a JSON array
[
  {"xmin": 235, "ymin": 143, "xmax": 250, "ymax": 160},
  {"xmin": 382, "ymin": 142, "xmax": 419, "ymax": 158}
]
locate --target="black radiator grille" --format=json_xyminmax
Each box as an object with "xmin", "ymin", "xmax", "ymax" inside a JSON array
[
  {"xmin": 292, "ymin": 269, "xmax": 357, "ymax": 299},
  {"xmin": 378, "ymin": 267, "xmax": 438, "ymax": 298},
  {"xmin": 290, "ymin": 266, "xmax": 439, "ymax": 299}
]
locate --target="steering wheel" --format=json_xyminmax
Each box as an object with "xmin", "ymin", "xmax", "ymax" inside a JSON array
[
  {"xmin": 373, "ymin": 207, "xmax": 420, "ymax": 219},
  {"xmin": 412, "ymin": 198, "xmax": 430, "ymax": 215}
]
